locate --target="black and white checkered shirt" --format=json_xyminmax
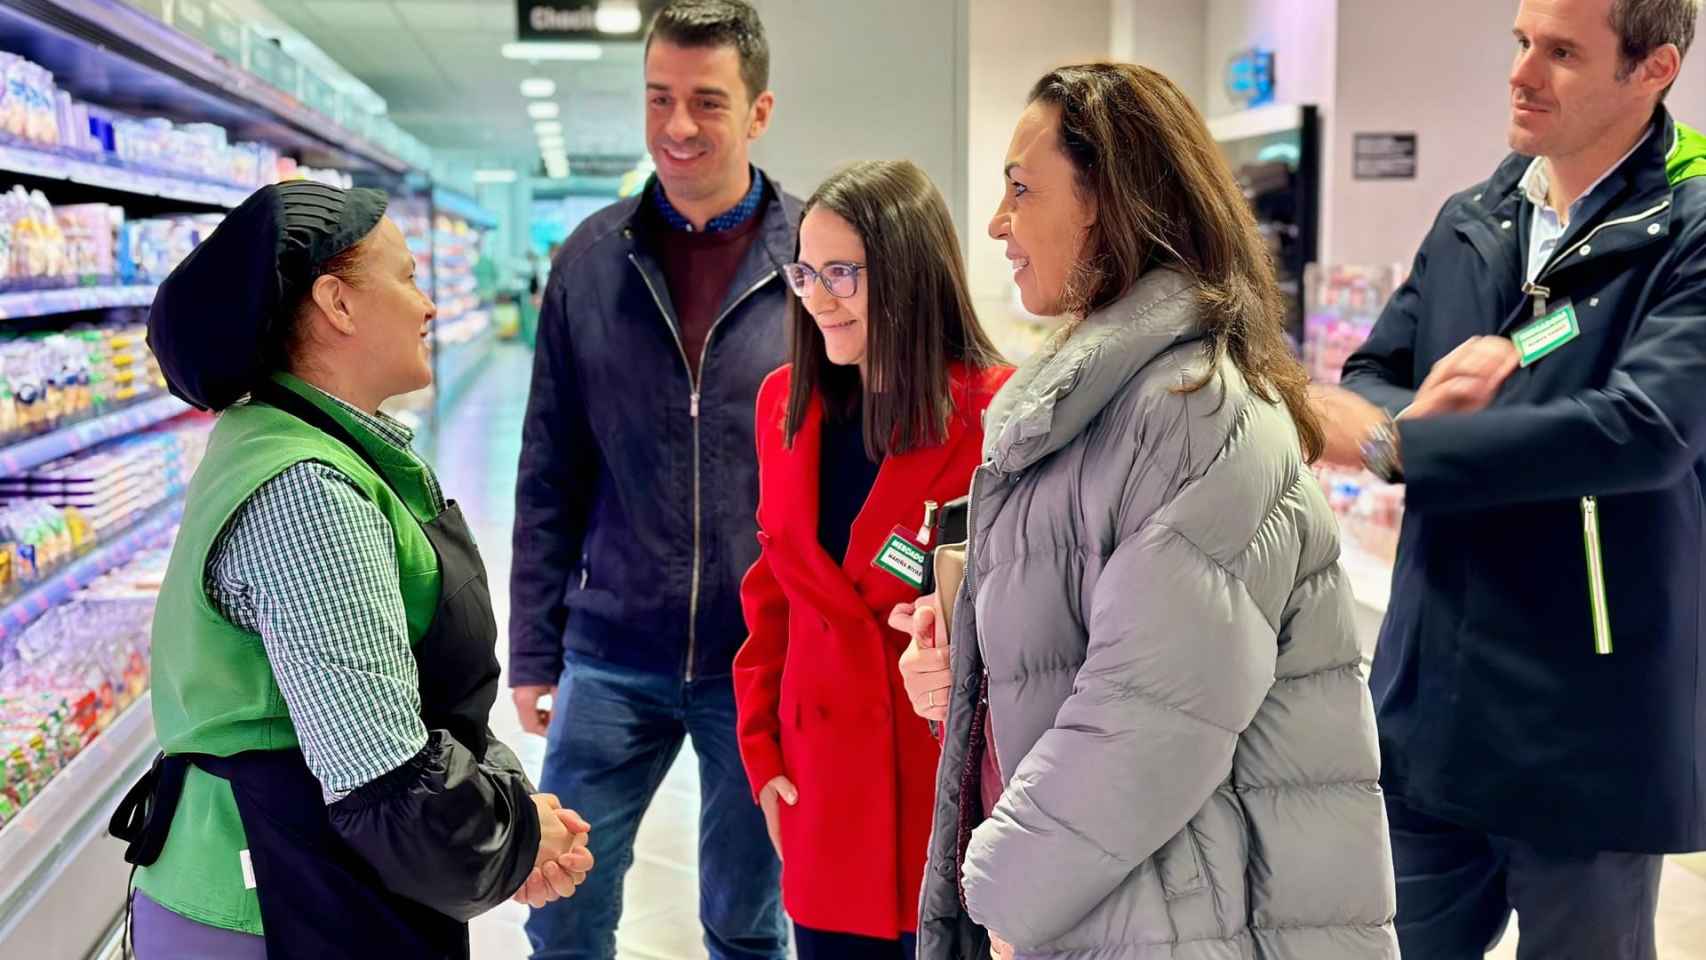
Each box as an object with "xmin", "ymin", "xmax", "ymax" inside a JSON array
[{"xmin": 205, "ymin": 389, "xmax": 445, "ymax": 802}]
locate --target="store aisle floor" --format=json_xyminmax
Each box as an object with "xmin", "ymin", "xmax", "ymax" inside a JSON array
[
  {"xmin": 429, "ymin": 343, "xmax": 708, "ymax": 960},
  {"xmin": 438, "ymin": 343, "xmax": 1706, "ymax": 960}
]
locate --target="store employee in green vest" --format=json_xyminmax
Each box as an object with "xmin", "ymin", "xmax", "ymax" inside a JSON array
[{"xmin": 108, "ymin": 181, "xmax": 595, "ymax": 959}]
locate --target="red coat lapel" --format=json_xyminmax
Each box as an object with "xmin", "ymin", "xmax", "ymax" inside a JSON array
[{"xmin": 758, "ymin": 365, "xmax": 996, "ymax": 624}]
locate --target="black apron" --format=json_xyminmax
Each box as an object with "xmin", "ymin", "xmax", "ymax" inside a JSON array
[{"xmin": 112, "ymin": 383, "xmax": 502, "ymax": 958}]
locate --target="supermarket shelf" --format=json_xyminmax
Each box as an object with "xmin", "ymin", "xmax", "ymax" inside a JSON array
[
  {"xmin": 435, "ymin": 322, "xmax": 497, "ymax": 414},
  {"xmin": 0, "ymin": 692, "xmax": 156, "ymax": 957},
  {"xmin": 0, "ymin": 282, "xmax": 159, "ymax": 321},
  {"xmin": 0, "ymin": 393, "xmax": 190, "ymax": 476},
  {"xmin": 0, "ymin": 0, "xmax": 410, "ymax": 176},
  {"xmin": 0, "ymin": 495, "xmax": 184, "ymax": 642},
  {"xmin": 432, "ymin": 187, "xmax": 497, "ymax": 230},
  {"xmin": 0, "ymin": 139, "xmax": 250, "ymax": 209},
  {"xmin": 1340, "ymin": 539, "xmax": 1392, "ymax": 615}
]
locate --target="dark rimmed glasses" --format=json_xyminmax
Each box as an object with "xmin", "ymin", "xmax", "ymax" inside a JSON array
[{"xmin": 782, "ymin": 261, "xmax": 866, "ymax": 299}]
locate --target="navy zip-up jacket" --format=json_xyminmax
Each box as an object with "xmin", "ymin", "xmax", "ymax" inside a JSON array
[
  {"xmin": 1343, "ymin": 109, "xmax": 1706, "ymax": 853},
  {"xmin": 510, "ymin": 175, "xmax": 803, "ymax": 686}
]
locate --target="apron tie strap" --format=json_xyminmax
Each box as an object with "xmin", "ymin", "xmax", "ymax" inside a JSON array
[{"xmin": 110, "ymin": 752, "xmax": 192, "ymax": 867}]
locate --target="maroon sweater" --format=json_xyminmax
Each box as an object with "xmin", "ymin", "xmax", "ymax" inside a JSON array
[{"xmin": 652, "ymin": 209, "xmax": 766, "ymax": 380}]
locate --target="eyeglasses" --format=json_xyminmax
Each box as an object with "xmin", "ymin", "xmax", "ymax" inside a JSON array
[{"xmin": 782, "ymin": 261, "xmax": 865, "ymax": 299}]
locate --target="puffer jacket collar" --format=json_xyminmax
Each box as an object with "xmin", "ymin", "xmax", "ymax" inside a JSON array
[{"xmin": 983, "ymin": 267, "xmax": 1200, "ymax": 476}]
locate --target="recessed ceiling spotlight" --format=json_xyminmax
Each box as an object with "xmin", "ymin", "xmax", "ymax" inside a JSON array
[
  {"xmin": 520, "ymin": 77, "xmax": 557, "ymax": 98},
  {"xmin": 527, "ymin": 102, "xmax": 561, "ymax": 120},
  {"xmin": 501, "ymin": 42, "xmax": 603, "ymax": 61}
]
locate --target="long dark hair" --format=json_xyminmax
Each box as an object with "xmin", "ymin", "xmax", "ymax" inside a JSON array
[
  {"xmin": 1030, "ymin": 63, "xmax": 1325, "ymax": 462},
  {"xmin": 784, "ymin": 160, "xmax": 1003, "ymax": 460}
]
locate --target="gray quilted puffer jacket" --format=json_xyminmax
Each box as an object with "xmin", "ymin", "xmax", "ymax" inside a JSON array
[{"xmin": 918, "ymin": 269, "xmax": 1398, "ymax": 960}]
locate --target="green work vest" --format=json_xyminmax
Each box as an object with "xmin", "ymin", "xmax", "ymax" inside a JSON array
[{"xmin": 134, "ymin": 373, "xmax": 442, "ymax": 935}]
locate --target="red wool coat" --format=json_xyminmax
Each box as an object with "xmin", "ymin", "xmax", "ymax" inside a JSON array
[{"xmin": 733, "ymin": 361, "xmax": 1012, "ymax": 939}]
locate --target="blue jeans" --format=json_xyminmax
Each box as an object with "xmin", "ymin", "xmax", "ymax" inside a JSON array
[{"xmin": 525, "ymin": 651, "xmax": 786, "ymax": 960}]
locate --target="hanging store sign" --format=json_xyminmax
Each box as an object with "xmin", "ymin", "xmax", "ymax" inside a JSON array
[
  {"xmin": 1354, "ymin": 133, "xmax": 1419, "ymax": 180},
  {"xmin": 516, "ymin": 1, "xmax": 668, "ymax": 42}
]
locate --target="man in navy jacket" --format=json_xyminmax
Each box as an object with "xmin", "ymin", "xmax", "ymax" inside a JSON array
[
  {"xmin": 509, "ymin": 3, "xmax": 798, "ymax": 957},
  {"xmin": 1313, "ymin": 1, "xmax": 1706, "ymax": 957}
]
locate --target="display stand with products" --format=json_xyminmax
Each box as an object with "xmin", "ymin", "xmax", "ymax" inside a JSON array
[
  {"xmin": 1303, "ymin": 262, "xmax": 1409, "ymax": 617},
  {"xmin": 389, "ymin": 186, "xmax": 497, "ymax": 455}
]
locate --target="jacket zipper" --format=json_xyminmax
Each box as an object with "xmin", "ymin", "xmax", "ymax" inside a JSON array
[
  {"xmin": 1516, "ymin": 202, "xmax": 1664, "ymax": 657},
  {"xmin": 629, "ymin": 252, "xmax": 778, "ymax": 682},
  {"xmin": 1582, "ymin": 496, "xmax": 1613, "ymax": 655}
]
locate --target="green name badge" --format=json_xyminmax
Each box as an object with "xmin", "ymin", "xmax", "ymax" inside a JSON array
[
  {"xmin": 1513, "ymin": 301, "xmax": 1580, "ymax": 367},
  {"xmin": 872, "ymin": 530, "xmax": 928, "ymax": 590}
]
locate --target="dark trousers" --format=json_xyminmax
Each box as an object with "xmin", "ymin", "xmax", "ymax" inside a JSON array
[
  {"xmin": 793, "ymin": 923, "xmax": 917, "ymax": 960},
  {"xmin": 526, "ymin": 652, "xmax": 787, "ymax": 960},
  {"xmin": 1387, "ymin": 795, "xmax": 1664, "ymax": 960}
]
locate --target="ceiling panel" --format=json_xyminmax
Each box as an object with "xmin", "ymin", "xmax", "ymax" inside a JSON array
[
  {"xmin": 404, "ymin": 1, "xmax": 515, "ymax": 32},
  {"xmin": 300, "ymin": 0, "xmax": 405, "ymax": 30},
  {"xmin": 259, "ymin": 1, "xmax": 649, "ymax": 163}
]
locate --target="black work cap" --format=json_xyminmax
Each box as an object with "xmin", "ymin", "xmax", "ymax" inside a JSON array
[{"xmin": 147, "ymin": 181, "xmax": 389, "ymax": 411}]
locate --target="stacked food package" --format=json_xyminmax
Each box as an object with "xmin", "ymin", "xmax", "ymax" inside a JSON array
[{"xmin": 0, "ymin": 547, "xmax": 169, "ymax": 824}]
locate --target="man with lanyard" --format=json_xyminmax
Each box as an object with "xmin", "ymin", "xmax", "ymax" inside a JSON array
[
  {"xmin": 1311, "ymin": 0, "xmax": 1706, "ymax": 957},
  {"xmin": 509, "ymin": 2, "xmax": 796, "ymax": 958}
]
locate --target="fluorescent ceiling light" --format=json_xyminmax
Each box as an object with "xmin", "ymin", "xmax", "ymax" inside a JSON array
[
  {"xmin": 595, "ymin": 1, "xmax": 643, "ymax": 34},
  {"xmin": 473, "ymin": 169, "xmax": 518, "ymax": 184},
  {"xmin": 527, "ymin": 101, "xmax": 561, "ymax": 120},
  {"xmin": 501, "ymin": 42, "xmax": 603, "ymax": 61},
  {"xmin": 519, "ymin": 77, "xmax": 557, "ymax": 98},
  {"xmin": 533, "ymin": 120, "xmax": 563, "ymax": 135},
  {"xmin": 538, "ymin": 135, "xmax": 568, "ymax": 150},
  {"xmin": 543, "ymin": 152, "xmax": 569, "ymax": 166}
]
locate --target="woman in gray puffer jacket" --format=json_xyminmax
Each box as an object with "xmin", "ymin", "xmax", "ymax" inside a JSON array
[{"xmin": 893, "ymin": 64, "xmax": 1398, "ymax": 960}]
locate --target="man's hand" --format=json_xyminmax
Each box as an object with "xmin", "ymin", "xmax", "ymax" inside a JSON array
[
  {"xmin": 1308, "ymin": 384, "xmax": 1390, "ymax": 468},
  {"xmin": 990, "ymin": 933, "xmax": 1015, "ymax": 960},
  {"xmin": 1408, "ymin": 335, "xmax": 1520, "ymax": 419},
  {"xmin": 757, "ymin": 775, "xmax": 797, "ymax": 860},
  {"xmin": 515, "ymin": 794, "xmax": 594, "ymax": 908},
  {"xmin": 891, "ymin": 596, "xmax": 952, "ymax": 723},
  {"xmin": 513, "ymin": 685, "xmax": 556, "ymax": 736}
]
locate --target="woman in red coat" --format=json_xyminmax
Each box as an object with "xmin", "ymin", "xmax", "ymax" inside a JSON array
[{"xmin": 734, "ymin": 159, "xmax": 1012, "ymax": 960}]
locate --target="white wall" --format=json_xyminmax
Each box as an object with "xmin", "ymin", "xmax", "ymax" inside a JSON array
[
  {"xmin": 1202, "ymin": 0, "xmax": 1337, "ymax": 120},
  {"xmin": 1112, "ymin": 0, "xmax": 1208, "ymax": 107},
  {"xmin": 965, "ymin": 0, "xmax": 1112, "ymax": 303},
  {"xmin": 1329, "ymin": 1, "xmax": 1706, "ymax": 268},
  {"xmin": 748, "ymin": 0, "xmax": 970, "ymax": 240}
]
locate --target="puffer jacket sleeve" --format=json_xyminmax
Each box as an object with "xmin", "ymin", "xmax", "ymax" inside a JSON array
[{"xmin": 962, "ymin": 446, "xmax": 1278, "ymax": 948}]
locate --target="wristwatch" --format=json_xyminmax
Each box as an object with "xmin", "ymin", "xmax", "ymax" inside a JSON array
[{"xmin": 1360, "ymin": 417, "xmax": 1404, "ymax": 484}]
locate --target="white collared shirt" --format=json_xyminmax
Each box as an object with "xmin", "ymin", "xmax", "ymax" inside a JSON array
[{"xmin": 1521, "ymin": 130, "xmax": 1653, "ymax": 283}]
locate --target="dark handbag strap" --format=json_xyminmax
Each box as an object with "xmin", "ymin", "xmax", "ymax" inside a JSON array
[{"xmin": 109, "ymin": 752, "xmax": 191, "ymax": 867}]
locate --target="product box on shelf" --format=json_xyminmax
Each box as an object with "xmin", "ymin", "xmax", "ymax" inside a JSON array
[
  {"xmin": 0, "ymin": 55, "xmax": 62, "ymax": 149},
  {"xmin": 169, "ymin": 0, "xmax": 243, "ymax": 61},
  {"xmin": 243, "ymin": 28, "xmax": 301, "ymax": 95},
  {"xmin": 1302, "ymin": 263, "xmax": 1406, "ymax": 385}
]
